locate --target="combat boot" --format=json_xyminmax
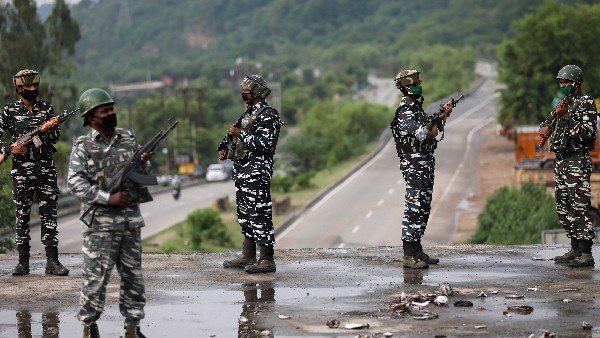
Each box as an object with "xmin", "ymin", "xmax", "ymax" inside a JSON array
[
  {"xmin": 223, "ymin": 237, "xmax": 257, "ymax": 269},
  {"xmin": 124, "ymin": 324, "xmax": 147, "ymax": 338},
  {"xmin": 403, "ymin": 241, "xmax": 429, "ymax": 269},
  {"xmin": 415, "ymin": 240, "xmax": 439, "ymax": 264},
  {"xmin": 554, "ymin": 237, "xmax": 580, "ymax": 263},
  {"xmin": 568, "ymin": 239, "xmax": 595, "ymax": 267},
  {"xmin": 82, "ymin": 323, "xmax": 99, "ymax": 338},
  {"xmin": 12, "ymin": 244, "xmax": 30, "ymax": 276},
  {"xmin": 245, "ymin": 245, "xmax": 276, "ymax": 273},
  {"xmin": 44, "ymin": 246, "xmax": 69, "ymax": 276}
]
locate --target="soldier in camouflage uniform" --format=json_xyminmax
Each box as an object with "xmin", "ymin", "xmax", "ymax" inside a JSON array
[
  {"xmin": 0, "ymin": 69, "xmax": 69, "ymax": 276},
  {"xmin": 540, "ymin": 65, "xmax": 597, "ymax": 267},
  {"xmin": 68, "ymin": 88, "xmax": 152, "ymax": 338},
  {"xmin": 218, "ymin": 75, "xmax": 283, "ymax": 273},
  {"xmin": 390, "ymin": 69, "xmax": 454, "ymax": 269}
]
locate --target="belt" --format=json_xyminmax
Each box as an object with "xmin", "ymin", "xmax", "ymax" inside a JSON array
[{"xmin": 554, "ymin": 151, "xmax": 587, "ymax": 161}]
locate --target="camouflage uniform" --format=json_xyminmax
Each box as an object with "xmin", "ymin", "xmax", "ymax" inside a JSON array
[
  {"xmin": 541, "ymin": 92, "xmax": 597, "ymax": 241},
  {"xmin": 68, "ymin": 127, "xmax": 149, "ymax": 327},
  {"xmin": 0, "ymin": 99, "xmax": 60, "ymax": 247},
  {"xmin": 220, "ymin": 101, "xmax": 282, "ymax": 246},
  {"xmin": 390, "ymin": 97, "xmax": 437, "ymax": 243}
]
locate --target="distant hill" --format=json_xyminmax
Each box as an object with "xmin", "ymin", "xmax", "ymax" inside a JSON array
[{"xmin": 67, "ymin": 0, "xmax": 588, "ymax": 85}]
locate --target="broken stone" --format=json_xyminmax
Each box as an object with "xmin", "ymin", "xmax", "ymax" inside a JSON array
[
  {"xmin": 345, "ymin": 323, "xmax": 370, "ymax": 330},
  {"xmin": 474, "ymin": 325, "xmax": 487, "ymax": 329},
  {"xmin": 434, "ymin": 296, "xmax": 448, "ymax": 306},
  {"xmin": 477, "ymin": 291, "xmax": 487, "ymax": 298},
  {"xmin": 412, "ymin": 311, "xmax": 438, "ymax": 320},
  {"xmin": 259, "ymin": 330, "xmax": 272, "ymax": 336},
  {"xmin": 239, "ymin": 316, "xmax": 249, "ymax": 324},
  {"xmin": 439, "ymin": 282, "xmax": 453, "ymax": 296},
  {"xmin": 582, "ymin": 321, "xmax": 593, "ymax": 330},
  {"xmin": 476, "ymin": 306, "xmax": 487, "ymax": 311},
  {"xmin": 527, "ymin": 287, "xmax": 541, "ymax": 292},
  {"xmin": 507, "ymin": 305, "xmax": 534, "ymax": 315},
  {"xmin": 562, "ymin": 299, "xmax": 572, "ymax": 303},
  {"xmin": 326, "ymin": 319, "xmax": 340, "ymax": 328},
  {"xmin": 505, "ymin": 294, "xmax": 524, "ymax": 299},
  {"xmin": 278, "ymin": 314, "xmax": 291, "ymax": 319},
  {"xmin": 557, "ymin": 288, "xmax": 579, "ymax": 292},
  {"xmin": 389, "ymin": 301, "xmax": 409, "ymax": 313},
  {"xmin": 453, "ymin": 300, "xmax": 473, "ymax": 307},
  {"xmin": 490, "ymin": 290, "xmax": 499, "ymax": 294},
  {"xmin": 411, "ymin": 301, "xmax": 430, "ymax": 308}
]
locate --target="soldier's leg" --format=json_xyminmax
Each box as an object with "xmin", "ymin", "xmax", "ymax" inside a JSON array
[
  {"xmin": 400, "ymin": 156, "xmax": 429, "ymax": 269},
  {"xmin": 245, "ymin": 176, "xmax": 276, "ymax": 274},
  {"xmin": 566, "ymin": 155, "xmax": 595, "ymax": 267},
  {"xmin": 11, "ymin": 162, "xmax": 36, "ymax": 246},
  {"xmin": 37, "ymin": 159, "xmax": 59, "ymax": 247},
  {"xmin": 116, "ymin": 228, "xmax": 146, "ymax": 326},
  {"xmin": 77, "ymin": 231, "xmax": 119, "ymax": 326},
  {"xmin": 223, "ymin": 180, "xmax": 257, "ymax": 268},
  {"xmin": 554, "ymin": 157, "xmax": 573, "ymax": 236}
]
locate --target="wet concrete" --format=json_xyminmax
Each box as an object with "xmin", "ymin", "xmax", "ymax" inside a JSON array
[{"xmin": 0, "ymin": 245, "xmax": 598, "ymax": 337}]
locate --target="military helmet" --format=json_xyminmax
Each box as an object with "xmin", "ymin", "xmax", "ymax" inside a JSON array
[
  {"xmin": 13, "ymin": 69, "xmax": 40, "ymax": 87},
  {"xmin": 78, "ymin": 88, "xmax": 115, "ymax": 126},
  {"xmin": 241, "ymin": 75, "xmax": 271, "ymax": 99},
  {"xmin": 394, "ymin": 69, "xmax": 421, "ymax": 89},
  {"xmin": 556, "ymin": 65, "xmax": 583, "ymax": 83}
]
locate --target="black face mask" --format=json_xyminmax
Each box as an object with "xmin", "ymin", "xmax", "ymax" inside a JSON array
[
  {"xmin": 20, "ymin": 88, "xmax": 39, "ymax": 101},
  {"xmin": 242, "ymin": 92, "xmax": 253, "ymax": 102},
  {"xmin": 100, "ymin": 114, "xmax": 118, "ymax": 128}
]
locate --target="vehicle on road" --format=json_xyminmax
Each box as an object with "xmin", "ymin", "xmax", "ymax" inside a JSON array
[{"xmin": 205, "ymin": 164, "xmax": 230, "ymax": 182}]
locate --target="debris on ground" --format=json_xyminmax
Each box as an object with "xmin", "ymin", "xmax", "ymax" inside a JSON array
[
  {"xmin": 345, "ymin": 323, "xmax": 370, "ymax": 329},
  {"xmin": 490, "ymin": 290, "xmax": 499, "ymax": 294},
  {"xmin": 453, "ymin": 300, "xmax": 473, "ymax": 307},
  {"xmin": 278, "ymin": 314, "xmax": 291, "ymax": 319},
  {"xmin": 507, "ymin": 305, "xmax": 534, "ymax": 315},
  {"xmin": 582, "ymin": 321, "xmax": 593, "ymax": 330},
  {"xmin": 474, "ymin": 325, "xmax": 487, "ymax": 329},
  {"xmin": 434, "ymin": 296, "xmax": 448, "ymax": 306},
  {"xmin": 239, "ymin": 316, "xmax": 249, "ymax": 324},
  {"xmin": 562, "ymin": 299, "xmax": 572, "ymax": 303},
  {"xmin": 557, "ymin": 288, "xmax": 579, "ymax": 292},
  {"xmin": 439, "ymin": 283, "xmax": 453, "ymax": 296},
  {"xmin": 412, "ymin": 311, "xmax": 438, "ymax": 320},
  {"xmin": 505, "ymin": 294, "xmax": 524, "ymax": 299},
  {"xmin": 527, "ymin": 287, "xmax": 541, "ymax": 292},
  {"xmin": 326, "ymin": 319, "xmax": 340, "ymax": 328},
  {"xmin": 477, "ymin": 291, "xmax": 487, "ymax": 298}
]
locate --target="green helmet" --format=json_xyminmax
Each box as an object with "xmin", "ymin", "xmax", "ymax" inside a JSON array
[
  {"xmin": 13, "ymin": 69, "xmax": 40, "ymax": 87},
  {"xmin": 79, "ymin": 88, "xmax": 115, "ymax": 126},
  {"xmin": 556, "ymin": 65, "xmax": 583, "ymax": 83},
  {"xmin": 241, "ymin": 75, "xmax": 271, "ymax": 99}
]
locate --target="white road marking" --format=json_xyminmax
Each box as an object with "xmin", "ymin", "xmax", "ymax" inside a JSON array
[
  {"xmin": 310, "ymin": 142, "xmax": 393, "ymax": 211},
  {"xmin": 366, "ymin": 211, "xmax": 373, "ymax": 219},
  {"xmin": 337, "ymin": 242, "xmax": 346, "ymax": 248},
  {"xmin": 351, "ymin": 225, "xmax": 360, "ymax": 234},
  {"xmin": 388, "ymin": 188, "xmax": 394, "ymax": 195},
  {"xmin": 397, "ymin": 179, "xmax": 403, "ymax": 185},
  {"xmin": 377, "ymin": 199, "xmax": 384, "ymax": 206}
]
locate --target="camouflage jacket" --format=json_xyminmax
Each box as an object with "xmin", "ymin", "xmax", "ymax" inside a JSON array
[
  {"xmin": 67, "ymin": 128, "xmax": 152, "ymax": 232},
  {"xmin": 540, "ymin": 92, "xmax": 598, "ymax": 153},
  {"xmin": 219, "ymin": 101, "xmax": 282, "ymax": 180},
  {"xmin": 0, "ymin": 100, "xmax": 59, "ymax": 160},
  {"xmin": 390, "ymin": 97, "xmax": 436, "ymax": 156}
]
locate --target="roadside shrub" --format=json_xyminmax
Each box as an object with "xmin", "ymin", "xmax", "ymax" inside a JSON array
[
  {"xmin": 159, "ymin": 241, "xmax": 178, "ymax": 253},
  {"xmin": 272, "ymin": 174, "xmax": 294, "ymax": 193},
  {"xmin": 185, "ymin": 208, "xmax": 233, "ymax": 250},
  {"xmin": 470, "ymin": 182, "xmax": 559, "ymax": 244},
  {"xmin": 0, "ymin": 165, "xmax": 14, "ymax": 253}
]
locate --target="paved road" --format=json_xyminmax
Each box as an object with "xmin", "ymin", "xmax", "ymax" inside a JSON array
[
  {"xmin": 29, "ymin": 181, "xmax": 235, "ymax": 254},
  {"xmin": 277, "ymin": 62, "xmax": 499, "ymax": 248}
]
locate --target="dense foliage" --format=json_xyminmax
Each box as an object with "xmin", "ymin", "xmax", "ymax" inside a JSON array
[
  {"xmin": 0, "ymin": 164, "xmax": 15, "ymax": 253},
  {"xmin": 497, "ymin": 1, "xmax": 600, "ymax": 128},
  {"xmin": 184, "ymin": 208, "xmax": 233, "ymax": 250},
  {"xmin": 470, "ymin": 182, "xmax": 559, "ymax": 245}
]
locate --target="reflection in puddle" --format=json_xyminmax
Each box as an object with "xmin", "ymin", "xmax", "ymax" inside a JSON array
[
  {"xmin": 14, "ymin": 311, "xmax": 60, "ymax": 338},
  {"xmin": 239, "ymin": 282, "xmax": 275, "ymax": 337}
]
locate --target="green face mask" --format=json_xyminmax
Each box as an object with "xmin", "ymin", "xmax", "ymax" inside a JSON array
[
  {"xmin": 408, "ymin": 85, "xmax": 423, "ymax": 96},
  {"xmin": 560, "ymin": 84, "xmax": 574, "ymax": 96}
]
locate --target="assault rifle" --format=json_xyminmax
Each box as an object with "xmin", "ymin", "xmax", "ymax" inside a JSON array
[
  {"xmin": 538, "ymin": 96, "xmax": 573, "ymax": 148},
  {"xmin": 0, "ymin": 108, "xmax": 79, "ymax": 165},
  {"xmin": 80, "ymin": 121, "xmax": 179, "ymax": 227},
  {"xmin": 428, "ymin": 94, "xmax": 464, "ymax": 141}
]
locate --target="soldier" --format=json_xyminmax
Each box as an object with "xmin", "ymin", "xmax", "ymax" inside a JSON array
[
  {"xmin": 218, "ymin": 75, "xmax": 283, "ymax": 273},
  {"xmin": 539, "ymin": 65, "xmax": 597, "ymax": 267},
  {"xmin": 0, "ymin": 69, "xmax": 69, "ymax": 276},
  {"xmin": 390, "ymin": 69, "xmax": 453, "ymax": 269},
  {"xmin": 68, "ymin": 88, "xmax": 152, "ymax": 337}
]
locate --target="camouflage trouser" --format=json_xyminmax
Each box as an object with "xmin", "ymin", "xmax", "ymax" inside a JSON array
[
  {"xmin": 400, "ymin": 153, "xmax": 435, "ymax": 242},
  {"xmin": 235, "ymin": 175, "xmax": 275, "ymax": 246},
  {"xmin": 11, "ymin": 157, "xmax": 59, "ymax": 246},
  {"xmin": 554, "ymin": 152, "xmax": 595, "ymax": 240},
  {"xmin": 77, "ymin": 228, "xmax": 145, "ymax": 326}
]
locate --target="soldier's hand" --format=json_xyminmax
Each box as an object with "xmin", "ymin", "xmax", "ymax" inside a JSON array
[
  {"xmin": 228, "ymin": 124, "xmax": 241, "ymax": 136},
  {"xmin": 218, "ymin": 150, "xmax": 226, "ymax": 161},
  {"xmin": 427, "ymin": 125, "xmax": 439, "ymax": 140},
  {"xmin": 108, "ymin": 192, "xmax": 130, "ymax": 208},
  {"xmin": 555, "ymin": 101, "xmax": 568, "ymax": 119},
  {"xmin": 41, "ymin": 117, "xmax": 59, "ymax": 133},
  {"xmin": 10, "ymin": 142, "xmax": 28, "ymax": 156},
  {"xmin": 140, "ymin": 151, "xmax": 154, "ymax": 163}
]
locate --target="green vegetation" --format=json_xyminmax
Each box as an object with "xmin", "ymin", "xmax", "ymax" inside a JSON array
[
  {"xmin": 470, "ymin": 182, "xmax": 559, "ymax": 245},
  {"xmin": 0, "ymin": 165, "xmax": 14, "ymax": 253},
  {"xmin": 497, "ymin": 1, "xmax": 600, "ymax": 128}
]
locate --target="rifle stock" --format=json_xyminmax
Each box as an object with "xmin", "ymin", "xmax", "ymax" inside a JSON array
[{"xmin": 428, "ymin": 94, "xmax": 464, "ymax": 141}]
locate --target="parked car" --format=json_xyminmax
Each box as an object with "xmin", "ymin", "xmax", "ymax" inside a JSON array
[{"xmin": 205, "ymin": 163, "xmax": 230, "ymax": 182}]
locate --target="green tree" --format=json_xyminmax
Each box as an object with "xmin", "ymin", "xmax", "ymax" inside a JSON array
[
  {"xmin": 0, "ymin": 164, "xmax": 15, "ymax": 253},
  {"xmin": 185, "ymin": 208, "xmax": 233, "ymax": 250},
  {"xmin": 497, "ymin": 2, "xmax": 600, "ymax": 128},
  {"xmin": 45, "ymin": 0, "xmax": 81, "ymax": 76}
]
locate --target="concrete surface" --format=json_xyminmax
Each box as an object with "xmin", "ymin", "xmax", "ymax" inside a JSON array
[{"xmin": 0, "ymin": 245, "xmax": 598, "ymax": 337}]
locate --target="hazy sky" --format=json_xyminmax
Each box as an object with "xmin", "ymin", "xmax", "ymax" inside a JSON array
[{"xmin": 36, "ymin": 0, "xmax": 80, "ymax": 5}]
